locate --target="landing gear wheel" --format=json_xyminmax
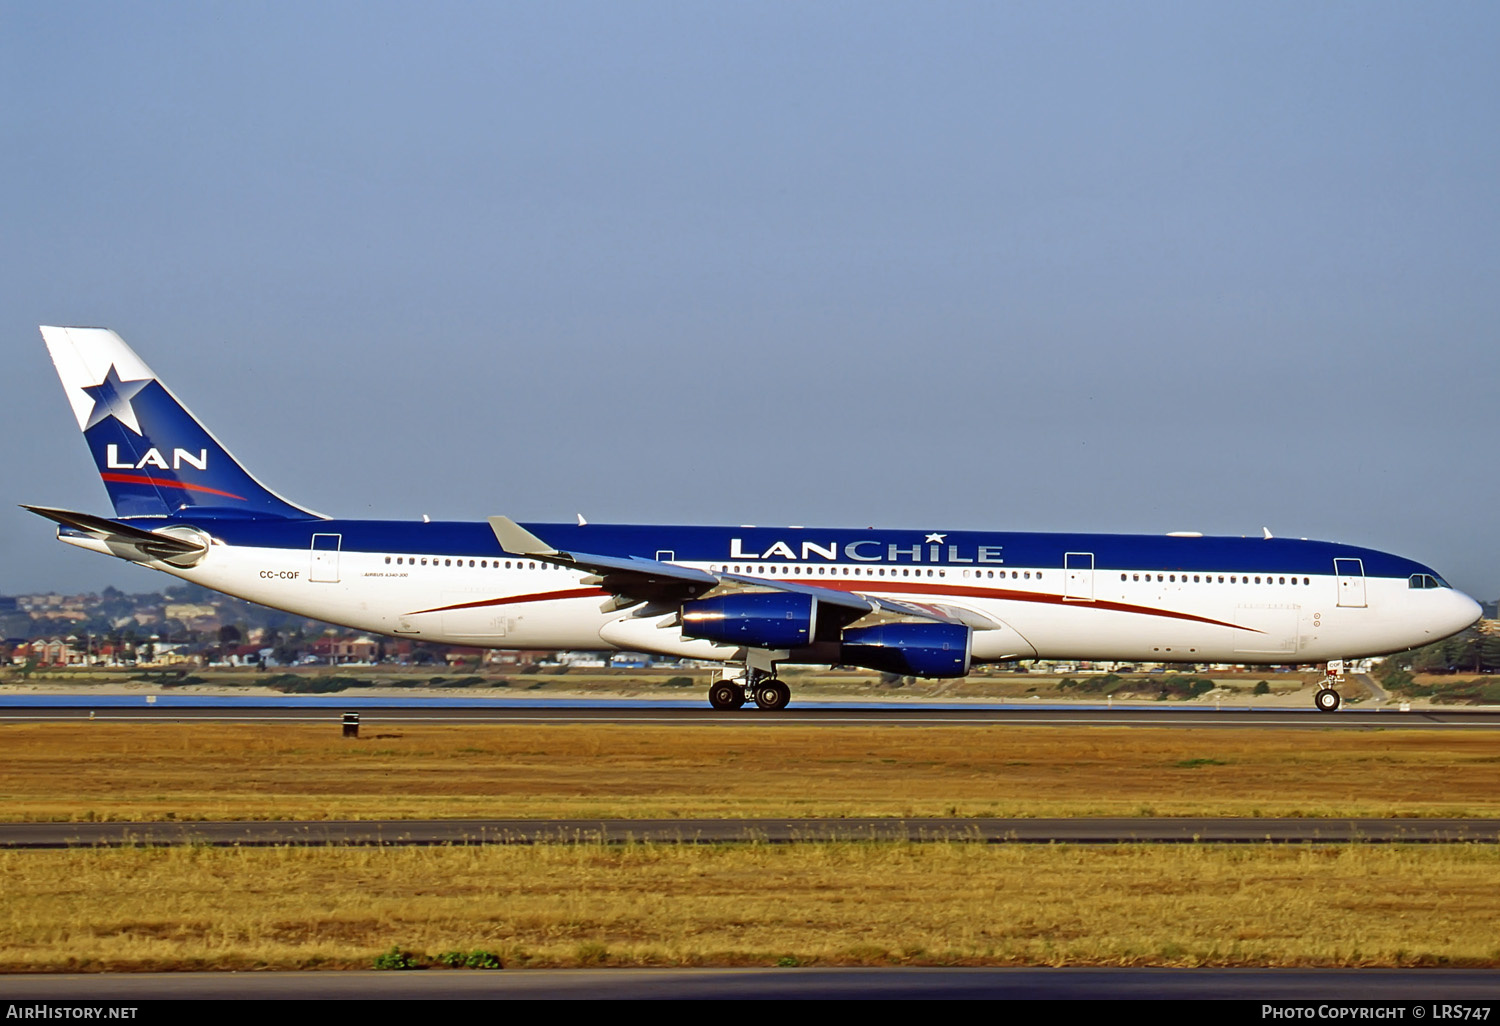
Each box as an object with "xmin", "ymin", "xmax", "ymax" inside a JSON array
[
  {"xmin": 709, "ymin": 682, "xmax": 746, "ymax": 710},
  {"xmin": 753, "ymin": 679, "xmax": 791, "ymax": 711},
  {"xmin": 1315, "ymin": 688, "xmax": 1341, "ymax": 713}
]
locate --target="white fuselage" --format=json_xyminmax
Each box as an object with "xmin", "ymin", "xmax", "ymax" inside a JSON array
[{"xmin": 71, "ymin": 535, "xmax": 1480, "ymax": 666}]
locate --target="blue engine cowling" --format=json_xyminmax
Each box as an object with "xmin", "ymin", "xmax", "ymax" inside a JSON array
[
  {"xmin": 840, "ymin": 622, "xmax": 972, "ymax": 678},
  {"xmin": 680, "ymin": 592, "xmax": 816, "ymax": 649}
]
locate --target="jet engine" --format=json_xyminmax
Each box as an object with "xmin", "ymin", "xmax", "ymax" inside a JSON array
[
  {"xmin": 839, "ymin": 621, "xmax": 971, "ymax": 678},
  {"xmin": 680, "ymin": 592, "xmax": 816, "ymax": 649}
]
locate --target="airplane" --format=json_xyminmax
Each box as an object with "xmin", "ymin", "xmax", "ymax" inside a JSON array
[{"xmin": 25, "ymin": 326, "xmax": 1482, "ymax": 713}]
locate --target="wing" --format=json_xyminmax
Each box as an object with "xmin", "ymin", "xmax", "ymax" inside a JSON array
[
  {"xmin": 493, "ymin": 516, "xmax": 990, "ymax": 677},
  {"xmin": 490, "ymin": 516, "xmax": 720, "ymax": 611},
  {"xmin": 488, "ymin": 516, "xmax": 967, "ymax": 626}
]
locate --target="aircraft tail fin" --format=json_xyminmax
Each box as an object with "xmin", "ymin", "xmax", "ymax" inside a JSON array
[{"xmin": 39, "ymin": 326, "xmax": 322, "ymax": 521}]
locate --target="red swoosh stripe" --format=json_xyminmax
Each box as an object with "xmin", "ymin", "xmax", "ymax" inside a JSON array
[
  {"xmin": 784, "ymin": 579, "xmax": 1263, "ymax": 632},
  {"xmin": 100, "ymin": 472, "xmax": 247, "ymax": 502},
  {"xmin": 407, "ymin": 587, "xmax": 609, "ymax": 616},
  {"xmin": 405, "ymin": 579, "xmax": 1259, "ymax": 632}
]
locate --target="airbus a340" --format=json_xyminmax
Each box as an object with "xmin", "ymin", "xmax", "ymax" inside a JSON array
[{"xmin": 27, "ymin": 327, "xmax": 1480, "ymax": 712}]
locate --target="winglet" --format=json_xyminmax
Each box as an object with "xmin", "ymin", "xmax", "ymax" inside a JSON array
[{"xmin": 488, "ymin": 516, "xmax": 558, "ymax": 556}]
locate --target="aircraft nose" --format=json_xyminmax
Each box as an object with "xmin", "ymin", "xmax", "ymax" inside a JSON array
[{"xmin": 1445, "ymin": 590, "xmax": 1484, "ymax": 637}]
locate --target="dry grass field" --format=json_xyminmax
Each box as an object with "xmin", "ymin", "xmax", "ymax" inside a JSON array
[
  {"xmin": 1, "ymin": 722, "xmax": 1497, "ymax": 821},
  {"xmin": 3, "ymin": 720, "xmax": 1499, "ymax": 970},
  {"xmin": 3, "ymin": 843, "xmax": 1498, "ymax": 971}
]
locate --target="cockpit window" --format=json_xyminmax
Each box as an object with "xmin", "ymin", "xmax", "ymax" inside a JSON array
[{"xmin": 1408, "ymin": 574, "xmax": 1451, "ymax": 589}]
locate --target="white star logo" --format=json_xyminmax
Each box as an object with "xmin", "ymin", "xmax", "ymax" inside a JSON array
[
  {"xmin": 924, "ymin": 533, "xmax": 946, "ymax": 544},
  {"xmin": 81, "ymin": 365, "xmax": 151, "ymax": 435}
]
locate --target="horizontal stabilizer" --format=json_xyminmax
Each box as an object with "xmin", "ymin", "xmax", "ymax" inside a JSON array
[{"xmin": 21, "ymin": 505, "xmax": 208, "ymax": 564}]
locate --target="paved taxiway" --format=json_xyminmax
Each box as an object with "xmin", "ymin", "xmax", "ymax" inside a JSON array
[
  {"xmin": 4, "ymin": 701, "xmax": 1500, "ymax": 728},
  {"xmin": 5, "ymin": 816, "xmax": 1498, "ymax": 848},
  {"xmin": 6, "ymin": 967, "xmax": 1500, "ymax": 1000}
]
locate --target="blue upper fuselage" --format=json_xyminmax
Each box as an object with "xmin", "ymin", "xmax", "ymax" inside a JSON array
[{"xmin": 145, "ymin": 515, "xmax": 1444, "ymax": 581}]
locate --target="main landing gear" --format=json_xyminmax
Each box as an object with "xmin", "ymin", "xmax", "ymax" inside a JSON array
[
  {"xmin": 1315, "ymin": 661, "xmax": 1345, "ymax": 713},
  {"xmin": 707, "ymin": 668, "xmax": 791, "ymax": 711},
  {"xmin": 708, "ymin": 680, "xmax": 746, "ymax": 710}
]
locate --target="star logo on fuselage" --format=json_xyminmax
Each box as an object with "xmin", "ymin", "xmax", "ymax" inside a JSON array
[
  {"xmin": 81, "ymin": 365, "xmax": 151, "ymax": 435},
  {"xmin": 925, "ymin": 533, "xmax": 946, "ymax": 544}
]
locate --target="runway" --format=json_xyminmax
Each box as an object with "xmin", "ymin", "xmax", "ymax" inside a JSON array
[
  {"xmin": 6, "ymin": 967, "xmax": 1500, "ymax": 1001},
  {"xmin": 5, "ymin": 816, "xmax": 1498, "ymax": 848},
  {"xmin": 3, "ymin": 698, "xmax": 1499, "ymax": 728}
]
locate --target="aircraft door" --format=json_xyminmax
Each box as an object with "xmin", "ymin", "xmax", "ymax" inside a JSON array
[
  {"xmin": 1064, "ymin": 552, "xmax": 1095, "ymax": 601},
  {"xmin": 1334, "ymin": 558, "xmax": 1366, "ymax": 608},
  {"xmin": 310, "ymin": 533, "xmax": 342, "ymax": 583}
]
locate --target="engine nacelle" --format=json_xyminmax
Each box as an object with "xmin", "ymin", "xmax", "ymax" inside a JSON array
[
  {"xmin": 840, "ymin": 622, "xmax": 972, "ymax": 678},
  {"xmin": 681, "ymin": 592, "xmax": 816, "ymax": 649}
]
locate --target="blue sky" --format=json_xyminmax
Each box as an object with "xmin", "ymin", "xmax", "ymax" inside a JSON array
[{"xmin": 3, "ymin": 1, "xmax": 1497, "ymax": 599}]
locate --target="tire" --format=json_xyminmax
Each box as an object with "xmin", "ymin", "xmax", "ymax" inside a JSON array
[
  {"xmin": 709, "ymin": 682, "xmax": 742, "ymax": 710},
  {"xmin": 1315, "ymin": 688, "xmax": 1341, "ymax": 713},
  {"xmin": 754, "ymin": 680, "xmax": 791, "ymax": 711}
]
